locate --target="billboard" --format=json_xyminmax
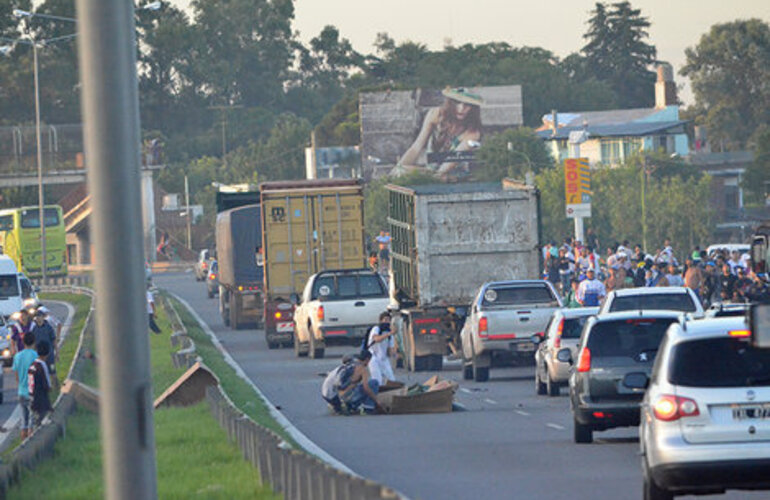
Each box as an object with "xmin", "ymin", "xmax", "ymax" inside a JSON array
[{"xmin": 359, "ymin": 85, "xmax": 523, "ymax": 180}]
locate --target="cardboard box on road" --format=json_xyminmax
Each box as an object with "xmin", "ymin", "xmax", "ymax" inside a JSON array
[{"xmin": 376, "ymin": 376, "xmax": 457, "ymax": 414}]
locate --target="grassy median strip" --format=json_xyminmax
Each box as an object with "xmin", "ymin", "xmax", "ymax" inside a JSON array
[
  {"xmin": 39, "ymin": 292, "xmax": 92, "ymax": 401},
  {"xmin": 8, "ymin": 293, "xmax": 276, "ymax": 499},
  {"xmin": 164, "ymin": 294, "xmax": 298, "ymax": 447}
]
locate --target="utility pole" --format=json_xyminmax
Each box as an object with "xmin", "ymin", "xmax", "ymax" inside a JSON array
[
  {"xmin": 641, "ymin": 156, "xmax": 648, "ymax": 253},
  {"xmin": 76, "ymin": 1, "xmax": 158, "ymax": 498},
  {"xmin": 184, "ymin": 175, "xmax": 192, "ymax": 249},
  {"xmin": 32, "ymin": 41, "xmax": 46, "ymax": 279},
  {"xmin": 310, "ymin": 129, "xmax": 318, "ymax": 179}
]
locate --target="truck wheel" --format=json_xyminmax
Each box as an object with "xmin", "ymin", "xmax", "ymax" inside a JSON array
[
  {"xmin": 573, "ymin": 417, "xmax": 593, "ymax": 444},
  {"xmin": 472, "ymin": 354, "xmax": 489, "ymax": 382},
  {"xmin": 546, "ymin": 371, "xmax": 560, "ymax": 397},
  {"xmin": 535, "ymin": 367, "xmax": 547, "ymax": 395},
  {"xmin": 207, "ymin": 287, "xmax": 214, "ymax": 299},
  {"xmin": 293, "ymin": 327, "xmax": 308, "ymax": 357},
  {"xmin": 221, "ymin": 291, "xmax": 230, "ymax": 327},
  {"xmin": 267, "ymin": 340, "xmax": 280, "ymax": 349},
  {"xmin": 429, "ymin": 354, "xmax": 443, "ymax": 371},
  {"xmin": 230, "ymin": 295, "xmax": 241, "ymax": 329},
  {"xmin": 309, "ymin": 331, "xmax": 325, "ymax": 359},
  {"xmin": 463, "ymin": 363, "xmax": 473, "ymax": 380}
]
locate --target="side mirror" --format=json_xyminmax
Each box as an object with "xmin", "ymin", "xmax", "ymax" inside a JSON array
[
  {"xmin": 556, "ymin": 348, "xmax": 572, "ymax": 364},
  {"xmin": 623, "ymin": 372, "xmax": 649, "ymax": 390},
  {"xmin": 530, "ymin": 333, "xmax": 543, "ymax": 345},
  {"xmin": 289, "ymin": 293, "xmax": 300, "ymax": 305}
]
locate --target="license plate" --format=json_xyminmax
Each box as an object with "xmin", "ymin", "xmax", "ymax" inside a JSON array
[
  {"xmin": 276, "ymin": 322, "xmax": 293, "ymax": 333},
  {"xmin": 732, "ymin": 404, "xmax": 770, "ymax": 420},
  {"xmin": 513, "ymin": 342, "xmax": 535, "ymax": 352}
]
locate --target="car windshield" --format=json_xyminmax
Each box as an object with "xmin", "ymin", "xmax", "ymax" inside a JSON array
[
  {"xmin": 311, "ymin": 273, "xmax": 385, "ymax": 300},
  {"xmin": 0, "ymin": 215, "xmax": 13, "ymax": 231},
  {"xmin": 609, "ymin": 293, "xmax": 697, "ymax": 313},
  {"xmin": 669, "ymin": 337, "xmax": 770, "ymax": 387},
  {"xmin": 562, "ymin": 316, "xmax": 591, "ymax": 339},
  {"xmin": 0, "ymin": 275, "xmax": 19, "ymax": 299},
  {"xmin": 587, "ymin": 318, "xmax": 676, "ymax": 358},
  {"xmin": 482, "ymin": 284, "xmax": 556, "ymax": 307}
]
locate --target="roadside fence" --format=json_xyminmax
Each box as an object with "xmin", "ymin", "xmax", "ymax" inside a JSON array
[{"xmin": 160, "ymin": 294, "xmax": 402, "ymax": 500}]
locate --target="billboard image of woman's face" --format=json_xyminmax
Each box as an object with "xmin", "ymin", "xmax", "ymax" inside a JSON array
[{"xmin": 359, "ymin": 85, "xmax": 522, "ymax": 181}]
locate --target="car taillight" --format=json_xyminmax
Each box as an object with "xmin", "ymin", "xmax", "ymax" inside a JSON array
[
  {"xmin": 209, "ymin": 274, "xmax": 216, "ymax": 280},
  {"xmin": 478, "ymin": 316, "xmax": 488, "ymax": 338},
  {"xmin": 653, "ymin": 395, "xmax": 700, "ymax": 422},
  {"xmin": 576, "ymin": 347, "xmax": 591, "ymax": 372},
  {"xmin": 275, "ymin": 311, "xmax": 282, "ymax": 320},
  {"xmin": 317, "ymin": 305, "xmax": 325, "ymax": 321},
  {"xmin": 554, "ymin": 319, "xmax": 564, "ymax": 349}
]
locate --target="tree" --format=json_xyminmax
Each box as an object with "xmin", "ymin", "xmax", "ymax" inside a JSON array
[
  {"xmin": 475, "ymin": 127, "xmax": 553, "ymax": 181},
  {"xmin": 742, "ymin": 127, "xmax": 770, "ymax": 204},
  {"xmin": 681, "ymin": 19, "xmax": 770, "ymax": 150},
  {"xmin": 363, "ymin": 170, "xmax": 435, "ymax": 240},
  {"xmin": 581, "ymin": 1, "xmax": 658, "ymax": 108}
]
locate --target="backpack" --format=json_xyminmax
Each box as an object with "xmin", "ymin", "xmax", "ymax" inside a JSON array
[
  {"xmin": 336, "ymin": 360, "xmax": 357, "ymax": 392},
  {"xmin": 28, "ymin": 359, "xmax": 50, "ymax": 398}
]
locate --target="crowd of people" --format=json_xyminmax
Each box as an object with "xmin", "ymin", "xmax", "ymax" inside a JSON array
[
  {"xmin": 9, "ymin": 303, "xmax": 60, "ymax": 439},
  {"xmin": 543, "ymin": 236, "xmax": 769, "ymax": 308}
]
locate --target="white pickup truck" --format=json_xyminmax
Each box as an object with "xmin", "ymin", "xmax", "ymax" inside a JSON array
[
  {"xmin": 460, "ymin": 280, "xmax": 562, "ymax": 382},
  {"xmin": 292, "ymin": 269, "xmax": 390, "ymax": 359}
]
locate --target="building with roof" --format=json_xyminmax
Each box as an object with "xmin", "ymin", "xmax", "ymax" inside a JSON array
[{"xmin": 536, "ymin": 64, "xmax": 688, "ymax": 166}]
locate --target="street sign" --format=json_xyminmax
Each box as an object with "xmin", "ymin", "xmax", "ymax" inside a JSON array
[{"xmin": 565, "ymin": 158, "xmax": 591, "ymax": 218}]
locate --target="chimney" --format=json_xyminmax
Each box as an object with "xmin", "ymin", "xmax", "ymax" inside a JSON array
[
  {"xmin": 655, "ymin": 63, "xmax": 677, "ymax": 109},
  {"xmin": 551, "ymin": 109, "xmax": 558, "ymax": 136}
]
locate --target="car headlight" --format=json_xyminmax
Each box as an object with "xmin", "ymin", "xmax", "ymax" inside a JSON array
[{"xmin": 2, "ymin": 349, "xmax": 9, "ymax": 357}]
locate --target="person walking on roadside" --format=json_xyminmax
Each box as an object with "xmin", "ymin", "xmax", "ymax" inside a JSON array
[
  {"xmin": 28, "ymin": 342, "xmax": 52, "ymax": 430},
  {"xmin": 30, "ymin": 309, "xmax": 58, "ymax": 390},
  {"xmin": 564, "ymin": 278, "xmax": 582, "ymax": 308},
  {"xmin": 719, "ymin": 264, "xmax": 738, "ymax": 303},
  {"xmin": 365, "ymin": 312, "xmax": 396, "ymax": 386},
  {"xmin": 147, "ymin": 284, "xmax": 161, "ymax": 334},
  {"xmin": 665, "ymin": 265, "xmax": 685, "ymax": 287},
  {"xmin": 13, "ymin": 333, "xmax": 37, "ymax": 440},
  {"xmin": 557, "ymin": 247, "xmax": 574, "ymax": 295},
  {"xmin": 701, "ymin": 262, "xmax": 719, "ymax": 306},
  {"xmin": 577, "ymin": 268, "xmax": 606, "ymax": 307},
  {"xmin": 10, "ymin": 309, "xmax": 33, "ymax": 356}
]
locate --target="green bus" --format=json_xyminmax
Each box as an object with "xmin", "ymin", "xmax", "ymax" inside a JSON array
[{"xmin": 0, "ymin": 205, "xmax": 68, "ymax": 277}]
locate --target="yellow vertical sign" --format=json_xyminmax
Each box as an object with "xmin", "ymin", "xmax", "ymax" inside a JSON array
[{"xmin": 564, "ymin": 158, "xmax": 591, "ymax": 218}]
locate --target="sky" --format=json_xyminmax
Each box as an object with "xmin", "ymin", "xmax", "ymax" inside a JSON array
[{"xmin": 171, "ymin": 0, "xmax": 770, "ymax": 105}]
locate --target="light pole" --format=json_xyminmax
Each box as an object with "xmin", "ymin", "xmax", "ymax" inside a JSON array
[{"xmin": 7, "ymin": 2, "xmax": 161, "ymax": 279}]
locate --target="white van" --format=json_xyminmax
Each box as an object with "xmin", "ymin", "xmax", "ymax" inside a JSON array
[{"xmin": 0, "ymin": 255, "xmax": 27, "ymax": 318}]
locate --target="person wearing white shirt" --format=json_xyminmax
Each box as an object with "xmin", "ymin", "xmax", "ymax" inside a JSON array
[
  {"xmin": 366, "ymin": 312, "xmax": 396, "ymax": 385},
  {"xmin": 577, "ymin": 269, "xmax": 607, "ymax": 307}
]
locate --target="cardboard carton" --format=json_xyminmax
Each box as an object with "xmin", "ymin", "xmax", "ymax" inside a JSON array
[{"xmin": 376, "ymin": 376, "xmax": 457, "ymax": 414}]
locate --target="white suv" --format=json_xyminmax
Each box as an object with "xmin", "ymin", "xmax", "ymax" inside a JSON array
[{"xmin": 638, "ymin": 317, "xmax": 770, "ymax": 499}]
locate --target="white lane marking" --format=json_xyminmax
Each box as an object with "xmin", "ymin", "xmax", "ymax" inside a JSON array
[
  {"xmin": 515, "ymin": 410, "xmax": 531, "ymax": 416},
  {"xmin": 460, "ymin": 387, "xmax": 472, "ymax": 394},
  {"xmin": 546, "ymin": 423, "xmax": 566, "ymax": 430},
  {"xmin": 169, "ymin": 292, "xmax": 355, "ymax": 476},
  {"xmin": 483, "ymin": 398, "xmax": 498, "ymax": 405}
]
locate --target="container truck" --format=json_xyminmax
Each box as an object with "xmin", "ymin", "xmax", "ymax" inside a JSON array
[
  {"xmin": 387, "ymin": 179, "xmax": 542, "ymax": 371},
  {"xmin": 261, "ymin": 179, "xmax": 366, "ymax": 348},
  {"xmin": 215, "ymin": 204, "xmax": 264, "ymax": 330}
]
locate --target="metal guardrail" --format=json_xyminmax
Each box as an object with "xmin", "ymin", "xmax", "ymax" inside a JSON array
[
  {"xmin": 0, "ymin": 286, "xmax": 95, "ymax": 496},
  {"xmin": 160, "ymin": 294, "xmax": 402, "ymax": 500}
]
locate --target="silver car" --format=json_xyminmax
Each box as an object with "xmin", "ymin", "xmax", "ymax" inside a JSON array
[
  {"xmin": 533, "ymin": 307, "xmax": 598, "ymax": 396},
  {"xmin": 638, "ymin": 316, "xmax": 770, "ymax": 499}
]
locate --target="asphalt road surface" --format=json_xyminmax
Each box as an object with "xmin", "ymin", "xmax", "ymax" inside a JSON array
[
  {"xmin": 159, "ymin": 272, "xmax": 766, "ymax": 500},
  {"xmin": 0, "ymin": 301, "xmax": 71, "ymax": 434}
]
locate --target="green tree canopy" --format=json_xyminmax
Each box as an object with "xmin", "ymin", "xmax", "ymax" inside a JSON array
[
  {"xmin": 580, "ymin": 1, "xmax": 658, "ymax": 108},
  {"xmin": 475, "ymin": 127, "xmax": 553, "ymax": 181},
  {"xmin": 681, "ymin": 19, "xmax": 770, "ymax": 150}
]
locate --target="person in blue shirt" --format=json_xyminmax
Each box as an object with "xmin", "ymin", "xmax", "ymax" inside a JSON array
[{"xmin": 12, "ymin": 332, "xmax": 37, "ymax": 440}]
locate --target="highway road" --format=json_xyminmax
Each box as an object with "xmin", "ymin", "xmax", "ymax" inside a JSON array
[
  {"xmin": 0, "ymin": 301, "xmax": 71, "ymax": 441},
  {"xmin": 159, "ymin": 272, "xmax": 765, "ymax": 500}
]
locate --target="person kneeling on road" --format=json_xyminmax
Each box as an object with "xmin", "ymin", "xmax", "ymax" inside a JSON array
[
  {"xmin": 365, "ymin": 312, "xmax": 396, "ymax": 386},
  {"xmin": 321, "ymin": 351, "xmax": 382, "ymax": 415}
]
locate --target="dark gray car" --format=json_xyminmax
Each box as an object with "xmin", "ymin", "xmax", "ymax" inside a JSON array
[{"xmin": 561, "ymin": 310, "xmax": 681, "ymax": 444}]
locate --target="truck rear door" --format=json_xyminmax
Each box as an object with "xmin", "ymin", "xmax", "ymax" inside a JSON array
[
  {"xmin": 314, "ymin": 273, "xmax": 389, "ymax": 333},
  {"xmin": 481, "ymin": 283, "xmax": 561, "ymax": 348}
]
